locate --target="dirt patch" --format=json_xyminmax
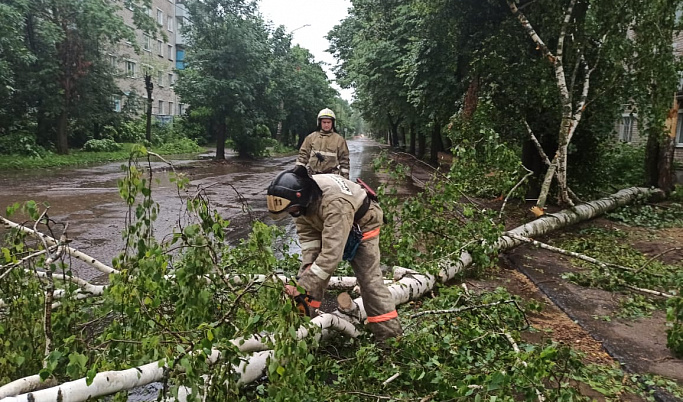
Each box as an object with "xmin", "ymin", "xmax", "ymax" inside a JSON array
[
  {"xmin": 504, "ymin": 234, "xmax": 683, "ymax": 384},
  {"xmin": 467, "ymin": 266, "xmax": 614, "ymax": 365}
]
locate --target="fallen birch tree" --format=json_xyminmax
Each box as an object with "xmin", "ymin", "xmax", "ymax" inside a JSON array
[{"xmin": 0, "ymin": 186, "xmax": 661, "ymax": 402}]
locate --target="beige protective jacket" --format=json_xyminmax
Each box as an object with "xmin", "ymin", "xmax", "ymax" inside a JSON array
[
  {"xmin": 294, "ymin": 174, "xmax": 402, "ymax": 341},
  {"xmin": 295, "ymin": 174, "xmax": 369, "ymax": 284},
  {"xmin": 296, "ymin": 131, "xmax": 350, "ymax": 179}
]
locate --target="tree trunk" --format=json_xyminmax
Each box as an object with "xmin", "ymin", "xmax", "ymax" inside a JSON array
[
  {"xmin": 56, "ymin": 108, "xmax": 69, "ymax": 155},
  {"xmin": 215, "ymin": 117, "xmax": 227, "ymax": 160},
  {"xmin": 276, "ymin": 100, "xmax": 284, "ymax": 143},
  {"xmin": 388, "ymin": 113, "xmax": 400, "ymax": 148},
  {"xmin": 409, "ymin": 122, "xmax": 416, "ymax": 155},
  {"xmin": 645, "ymin": 129, "xmax": 660, "ymax": 187},
  {"xmin": 429, "ymin": 119, "xmax": 443, "ymax": 165},
  {"xmin": 145, "ymin": 75, "xmax": 154, "ymax": 143},
  {"xmin": 417, "ymin": 128, "xmax": 426, "ymax": 159},
  {"xmin": 658, "ymin": 97, "xmax": 678, "ymax": 193},
  {"xmin": 36, "ymin": 104, "xmax": 52, "ymax": 148},
  {"xmin": 399, "ymin": 125, "xmax": 407, "ymax": 151}
]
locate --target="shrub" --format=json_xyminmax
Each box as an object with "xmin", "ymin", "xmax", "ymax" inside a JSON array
[
  {"xmin": 155, "ymin": 138, "xmax": 203, "ymax": 154},
  {"xmin": 82, "ymin": 139, "xmax": 123, "ymax": 152},
  {"xmin": 0, "ymin": 131, "xmax": 48, "ymax": 158},
  {"xmin": 114, "ymin": 120, "xmax": 146, "ymax": 143}
]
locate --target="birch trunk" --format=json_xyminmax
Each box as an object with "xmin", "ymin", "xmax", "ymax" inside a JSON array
[
  {"xmin": 1, "ymin": 187, "xmax": 661, "ymax": 402},
  {"xmin": 507, "ymin": 0, "xmax": 597, "ymax": 209}
]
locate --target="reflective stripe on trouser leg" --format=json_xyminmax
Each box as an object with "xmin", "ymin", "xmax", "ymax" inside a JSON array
[{"xmin": 350, "ymin": 234, "xmax": 402, "ymax": 340}]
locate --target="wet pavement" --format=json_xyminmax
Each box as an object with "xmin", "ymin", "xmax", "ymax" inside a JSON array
[{"xmin": 0, "ymin": 138, "xmax": 388, "ymax": 282}]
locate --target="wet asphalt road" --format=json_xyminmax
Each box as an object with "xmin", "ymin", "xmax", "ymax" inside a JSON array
[{"xmin": 0, "ymin": 138, "xmax": 387, "ymax": 282}]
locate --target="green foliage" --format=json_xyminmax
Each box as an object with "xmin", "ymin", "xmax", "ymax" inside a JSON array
[
  {"xmin": 154, "ymin": 138, "xmax": 203, "ymax": 154},
  {"xmin": 4, "ymin": 152, "xmax": 683, "ymax": 399},
  {"xmin": 374, "ymin": 151, "xmax": 505, "ymax": 272},
  {"xmin": 0, "ymin": 0, "xmax": 160, "ymax": 154},
  {"xmin": 0, "ymin": 130, "xmax": 48, "ymax": 157},
  {"xmin": 82, "ymin": 139, "xmax": 123, "ymax": 152},
  {"xmin": 113, "ymin": 119, "xmax": 146, "ymax": 144},
  {"xmin": 554, "ymin": 227, "xmax": 678, "ymax": 320},
  {"xmin": 174, "ymin": 1, "xmax": 341, "ymax": 158},
  {"xmin": 447, "ymin": 98, "xmax": 527, "ymax": 199},
  {"xmin": 606, "ymin": 202, "xmax": 683, "ymax": 229},
  {"xmin": 667, "ymin": 274, "xmax": 683, "ymax": 356},
  {"xmin": 571, "ymin": 142, "xmax": 646, "ymax": 197}
]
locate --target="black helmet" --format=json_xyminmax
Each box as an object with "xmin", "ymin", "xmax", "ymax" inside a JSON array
[{"xmin": 267, "ymin": 166, "xmax": 314, "ymax": 219}]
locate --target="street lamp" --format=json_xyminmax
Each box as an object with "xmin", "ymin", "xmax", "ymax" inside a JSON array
[{"xmin": 291, "ymin": 24, "xmax": 311, "ymax": 33}]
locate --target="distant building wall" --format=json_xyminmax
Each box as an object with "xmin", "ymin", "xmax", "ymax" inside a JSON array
[{"xmin": 109, "ymin": 0, "xmax": 188, "ymax": 119}]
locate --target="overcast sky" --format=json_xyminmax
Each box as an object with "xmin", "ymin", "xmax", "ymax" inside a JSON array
[{"xmin": 257, "ymin": 0, "xmax": 354, "ymax": 102}]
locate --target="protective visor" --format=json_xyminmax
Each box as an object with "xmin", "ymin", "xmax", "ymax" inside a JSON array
[{"xmin": 267, "ymin": 195, "xmax": 291, "ymax": 220}]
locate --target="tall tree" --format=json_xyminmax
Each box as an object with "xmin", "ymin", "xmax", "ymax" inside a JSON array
[{"xmin": 176, "ymin": 0, "xmax": 273, "ymax": 159}]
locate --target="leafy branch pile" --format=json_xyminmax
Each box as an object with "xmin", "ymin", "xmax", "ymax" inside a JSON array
[{"xmin": 2, "ymin": 149, "xmax": 683, "ymax": 400}]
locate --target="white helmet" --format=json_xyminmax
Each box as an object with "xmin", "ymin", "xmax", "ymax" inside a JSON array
[{"xmin": 317, "ymin": 108, "xmax": 336, "ymax": 124}]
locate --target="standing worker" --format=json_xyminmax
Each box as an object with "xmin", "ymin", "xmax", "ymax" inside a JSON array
[
  {"xmin": 297, "ymin": 108, "xmax": 350, "ymax": 179},
  {"xmin": 266, "ymin": 166, "xmax": 402, "ymax": 344}
]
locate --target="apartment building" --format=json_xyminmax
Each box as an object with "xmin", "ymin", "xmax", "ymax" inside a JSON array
[{"xmin": 110, "ymin": 0, "xmax": 189, "ymax": 122}]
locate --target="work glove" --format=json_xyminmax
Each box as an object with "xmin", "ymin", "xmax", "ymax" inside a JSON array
[{"xmin": 285, "ymin": 283, "xmax": 318, "ymax": 317}]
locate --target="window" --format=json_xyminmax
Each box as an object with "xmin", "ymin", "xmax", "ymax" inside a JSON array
[
  {"xmin": 676, "ymin": 110, "xmax": 683, "ymax": 146},
  {"xmin": 168, "ymin": 44, "xmax": 173, "ymax": 60},
  {"xmin": 158, "ymin": 100, "xmax": 164, "ymax": 115},
  {"xmin": 168, "ymin": 73, "xmax": 174, "ymax": 86},
  {"xmin": 109, "ymin": 55, "xmax": 117, "ymax": 69},
  {"xmin": 143, "ymin": 35, "xmax": 151, "ymax": 51},
  {"xmin": 157, "ymin": 70, "xmax": 164, "ymax": 86},
  {"xmin": 618, "ymin": 114, "xmax": 635, "ymax": 142},
  {"xmin": 157, "ymin": 9, "xmax": 163, "ymax": 25},
  {"xmin": 167, "ymin": 16, "xmax": 173, "ymax": 31},
  {"xmin": 179, "ymin": 104, "xmax": 185, "ymax": 115},
  {"xmin": 146, "ymin": 6, "xmax": 152, "ymax": 17},
  {"xmin": 157, "ymin": 40, "xmax": 163, "ymax": 56},
  {"xmin": 169, "ymin": 101, "xmax": 174, "ymax": 115},
  {"xmin": 125, "ymin": 61, "xmax": 136, "ymax": 78},
  {"xmin": 176, "ymin": 48, "xmax": 185, "ymax": 70},
  {"xmin": 113, "ymin": 96, "xmax": 122, "ymax": 112}
]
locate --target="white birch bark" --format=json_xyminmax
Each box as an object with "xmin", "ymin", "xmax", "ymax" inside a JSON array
[
  {"xmin": 1, "ymin": 217, "xmax": 117, "ymax": 275},
  {"xmin": 0, "ymin": 187, "xmax": 661, "ymax": 402},
  {"xmin": 507, "ymin": 0, "xmax": 590, "ymax": 208}
]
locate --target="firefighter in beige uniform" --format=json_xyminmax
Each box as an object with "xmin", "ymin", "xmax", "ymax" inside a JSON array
[
  {"xmin": 297, "ymin": 108, "xmax": 350, "ymax": 179},
  {"xmin": 266, "ymin": 166, "xmax": 402, "ymax": 342}
]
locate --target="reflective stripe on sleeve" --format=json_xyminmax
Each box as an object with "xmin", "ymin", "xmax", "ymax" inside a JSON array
[
  {"xmin": 309, "ymin": 262, "xmax": 330, "ymax": 280},
  {"xmin": 362, "ymin": 227, "xmax": 380, "ymax": 241},
  {"xmin": 300, "ymin": 240, "xmax": 321, "ymax": 250},
  {"xmin": 367, "ymin": 310, "xmax": 398, "ymax": 323}
]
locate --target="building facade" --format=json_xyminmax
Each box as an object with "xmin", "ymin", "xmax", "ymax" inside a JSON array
[{"xmin": 110, "ymin": 0, "xmax": 189, "ymax": 121}]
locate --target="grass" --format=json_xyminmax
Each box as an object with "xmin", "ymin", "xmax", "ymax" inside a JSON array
[{"xmin": 0, "ymin": 141, "xmax": 207, "ymax": 171}]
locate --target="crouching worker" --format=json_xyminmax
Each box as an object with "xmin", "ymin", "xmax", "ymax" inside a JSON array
[{"xmin": 266, "ymin": 166, "xmax": 402, "ymax": 343}]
